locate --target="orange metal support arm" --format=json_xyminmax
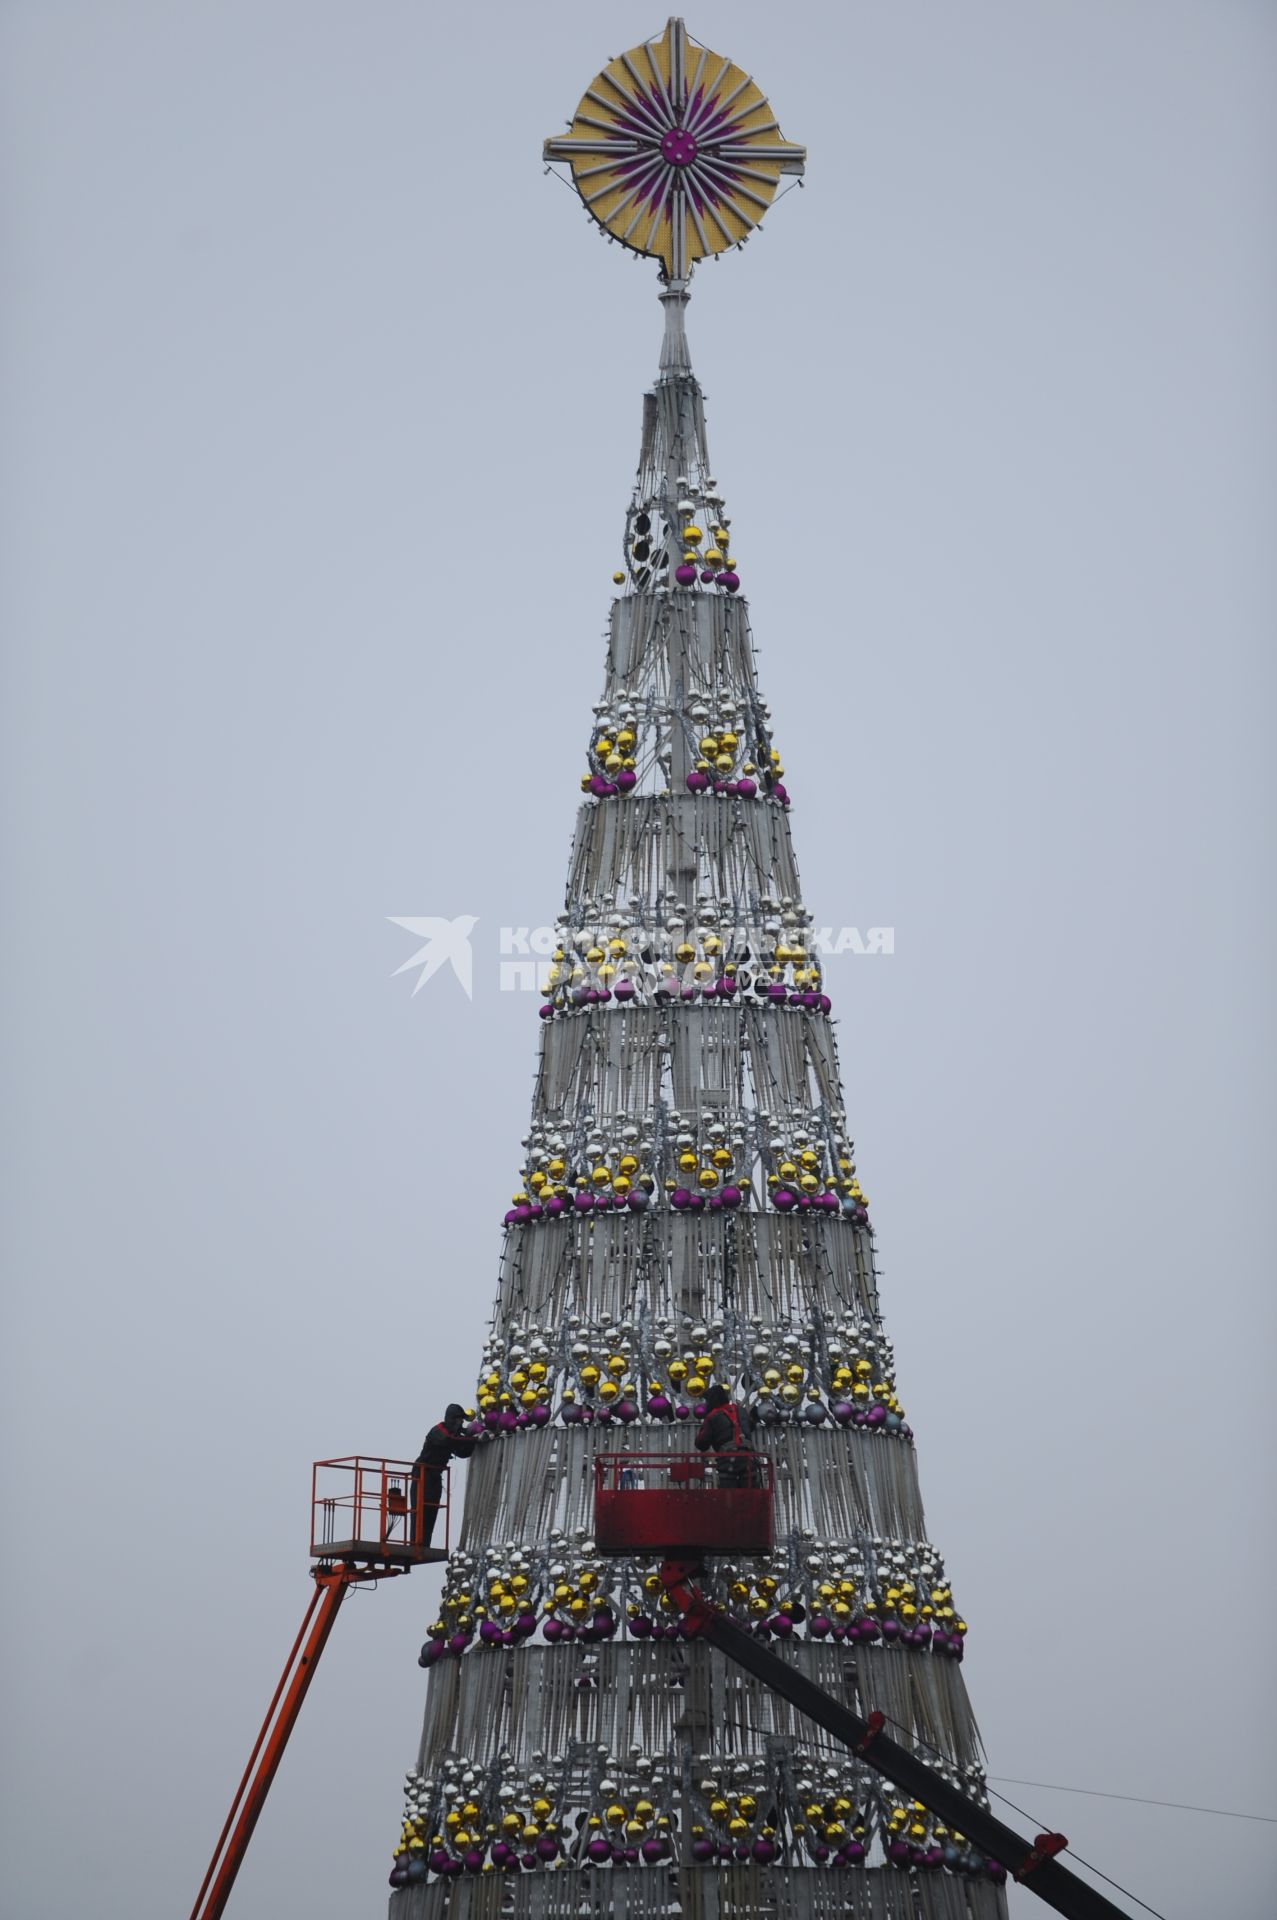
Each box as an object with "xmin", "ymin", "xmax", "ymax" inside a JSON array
[{"xmin": 189, "ymin": 1568, "xmax": 353, "ymax": 1920}]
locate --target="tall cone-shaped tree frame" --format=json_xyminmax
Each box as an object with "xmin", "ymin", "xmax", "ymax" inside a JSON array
[{"xmin": 389, "ymin": 21, "xmax": 1007, "ymax": 1920}]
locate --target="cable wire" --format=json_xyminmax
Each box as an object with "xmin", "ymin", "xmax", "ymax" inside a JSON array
[{"xmin": 990, "ymin": 1777, "xmax": 1276, "ymax": 1826}]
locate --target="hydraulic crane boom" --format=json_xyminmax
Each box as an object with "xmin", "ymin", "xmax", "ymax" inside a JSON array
[
  {"xmin": 188, "ymin": 1455, "xmax": 449, "ymax": 1920},
  {"xmin": 189, "ymin": 1567, "xmax": 353, "ymax": 1920},
  {"xmin": 660, "ymin": 1559, "xmax": 1132, "ymax": 1920}
]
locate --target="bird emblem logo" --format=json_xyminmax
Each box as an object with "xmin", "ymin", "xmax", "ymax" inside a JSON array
[{"xmin": 388, "ymin": 915, "xmax": 478, "ymax": 999}]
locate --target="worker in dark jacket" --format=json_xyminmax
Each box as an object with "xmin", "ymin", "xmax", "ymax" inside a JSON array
[
  {"xmin": 694, "ymin": 1385, "xmax": 759, "ymax": 1488},
  {"xmin": 410, "ymin": 1404, "xmax": 476, "ymax": 1546}
]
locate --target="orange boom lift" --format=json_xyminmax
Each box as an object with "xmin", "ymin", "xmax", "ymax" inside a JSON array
[
  {"xmin": 594, "ymin": 1453, "xmax": 1133, "ymax": 1920},
  {"xmin": 188, "ymin": 1457, "xmax": 450, "ymax": 1920}
]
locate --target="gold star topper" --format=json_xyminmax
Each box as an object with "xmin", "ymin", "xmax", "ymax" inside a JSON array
[{"xmin": 544, "ymin": 16, "xmax": 805, "ymax": 280}]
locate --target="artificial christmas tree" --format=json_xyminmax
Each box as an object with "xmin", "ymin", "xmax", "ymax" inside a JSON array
[{"xmin": 390, "ymin": 22, "xmax": 1006, "ymax": 1919}]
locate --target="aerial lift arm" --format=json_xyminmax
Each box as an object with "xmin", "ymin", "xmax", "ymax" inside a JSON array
[
  {"xmin": 188, "ymin": 1566, "xmax": 355, "ymax": 1920},
  {"xmin": 188, "ymin": 1455, "xmax": 446, "ymax": 1920},
  {"xmin": 660, "ymin": 1560, "xmax": 1132, "ymax": 1920}
]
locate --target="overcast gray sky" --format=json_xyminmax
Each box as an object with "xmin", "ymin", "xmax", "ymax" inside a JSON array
[{"xmin": 2, "ymin": 3, "xmax": 1275, "ymax": 1918}]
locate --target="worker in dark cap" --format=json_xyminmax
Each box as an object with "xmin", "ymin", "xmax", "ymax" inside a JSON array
[
  {"xmin": 694, "ymin": 1384, "xmax": 759, "ymax": 1488},
  {"xmin": 410, "ymin": 1404, "xmax": 477, "ymax": 1547}
]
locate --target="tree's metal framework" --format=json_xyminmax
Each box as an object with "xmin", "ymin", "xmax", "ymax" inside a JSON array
[{"xmin": 389, "ymin": 21, "xmax": 1007, "ymax": 1920}]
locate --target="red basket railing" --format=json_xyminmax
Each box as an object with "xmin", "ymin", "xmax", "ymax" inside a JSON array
[{"xmin": 593, "ymin": 1452, "xmax": 773, "ymax": 1558}]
